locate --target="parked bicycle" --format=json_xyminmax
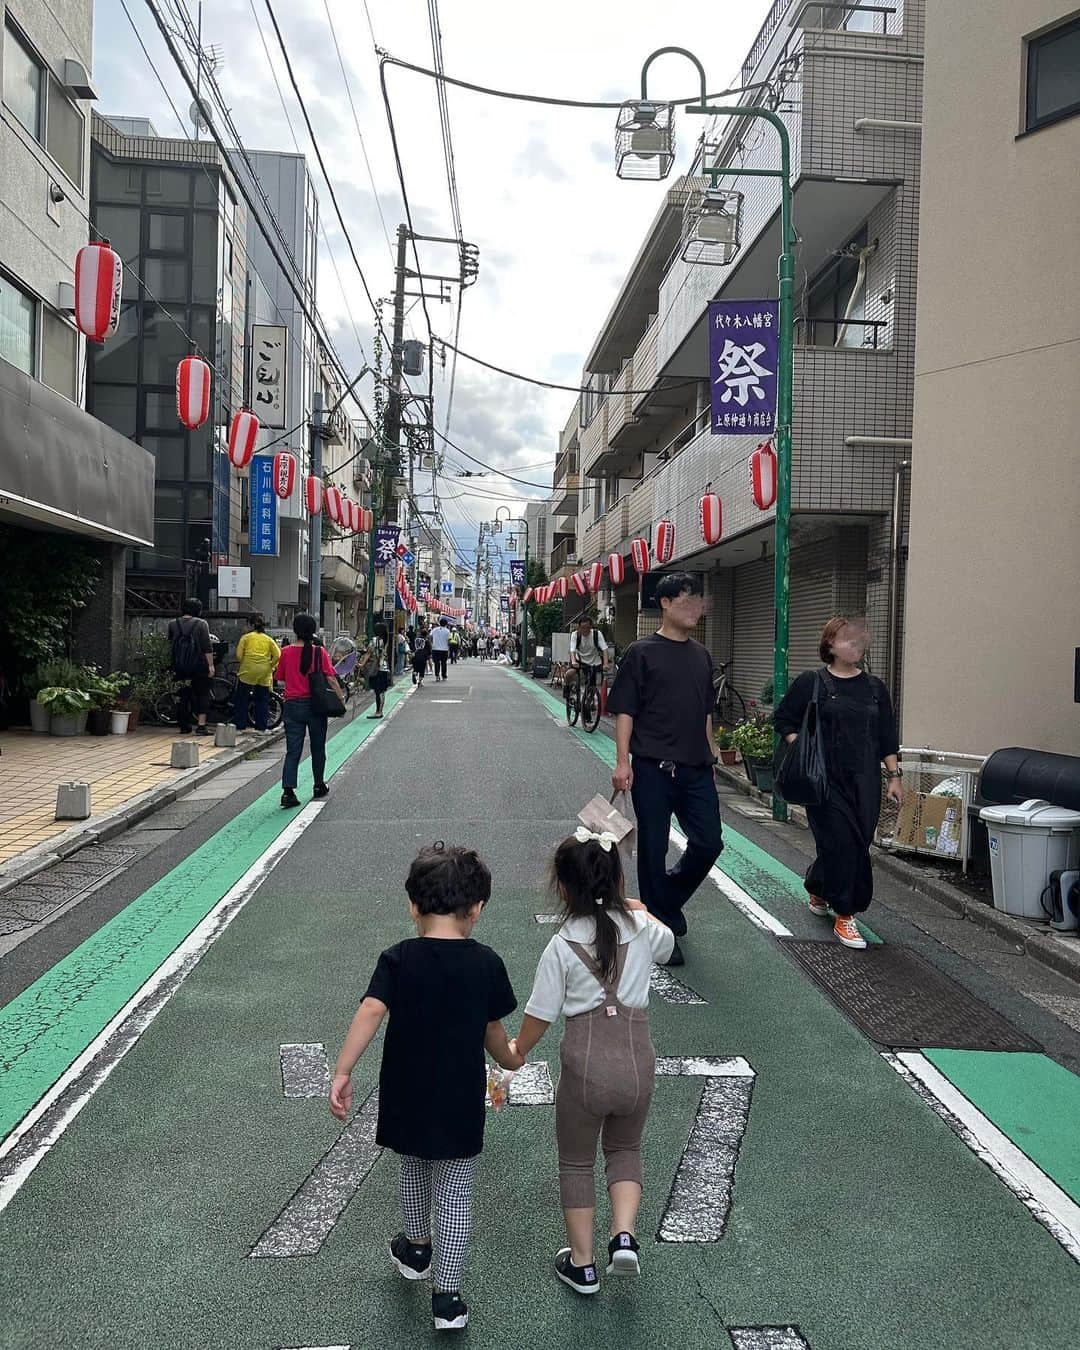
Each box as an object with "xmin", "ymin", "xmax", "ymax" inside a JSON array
[
  {"xmin": 153, "ymin": 643, "xmax": 284, "ymax": 731},
  {"xmin": 713, "ymin": 659, "xmax": 747, "ymax": 727},
  {"xmin": 564, "ymin": 663, "xmax": 603, "ymax": 733}
]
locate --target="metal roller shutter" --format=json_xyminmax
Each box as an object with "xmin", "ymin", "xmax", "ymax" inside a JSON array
[
  {"xmin": 788, "ymin": 536, "xmax": 839, "ymax": 678},
  {"xmin": 732, "ymin": 556, "xmax": 774, "ymax": 704}
]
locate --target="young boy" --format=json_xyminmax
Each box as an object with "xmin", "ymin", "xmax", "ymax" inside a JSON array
[{"xmin": 330, "ymin": 843, "xmax": 521, "ymax": 1332}]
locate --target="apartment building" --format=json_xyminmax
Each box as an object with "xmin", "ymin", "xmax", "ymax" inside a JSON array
[
  {"xmin": 0, "ymin": 2, "xmax": 152, "ymax": 669},
  {"xmin": 573, "ymin": 0, "xmax": 924, "ymax": 705},
  {"xmin": 902, "ymin": 0, "xmax": 1080, "ymax": 755}
]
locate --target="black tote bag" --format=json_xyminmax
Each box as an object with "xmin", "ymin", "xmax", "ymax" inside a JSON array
[
  {"xmin": 308, "ymin": 666, "xmax": 346, "ymax": 718},
  {"xmin": 774, "ymin": 671, "xmax": 829, "ymax": 806}
]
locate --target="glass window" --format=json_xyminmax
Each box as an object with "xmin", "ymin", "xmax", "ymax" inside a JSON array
[
  {"xmin": 46, "ymin": 76, "xmax": 84, "ymax": 186},
  {"xmin": 194, "ymin": 171, "xmax": 218, "ymax": 206},
  {"xmin": 189, "ymin": 307, "xmax": 213, "ymax": 360},
  {"xmin": 94, "ymin": 204, "xmax": 141, "ymax": 300},
  {"xmin": 91, "ymin": 384, "xmax": 137, "ymax": 437},
  {"xmin": 155, "ymin": 485, "xmax": 183, "ymax": 519},
  {"xmin": 3, "ymin": 22, "xmax": 42, "ymax": 139},
  {"xmin": 41, "ymin": 309, "xmax": 77, "ymax": 400},
  {"xmin": 142, "ymin": 435, "xmax": 186, "ymax": 478},
  {"xmin": 144, "ymin": 389, "xmax": 178, "ymax": 429},
  {"xmin": 188, "ymin": 422, "xmax": 212, "ymax": 477},
  {"xmin": 148, "ymin": 213, "xmax": 186, "ymax": 253},
  {"xmin": 1026, "ymin": 18, "xmax": 1080, "ymax": 131},
  {"xmin": 192, "ymin": 212, "xmax": 218, "ymax": 302},
  {"xmin": 145, "ymin": 168, "xmax": 191, "ymax": 204},
  {"xmin": 187, "ymin": 485, "xmax": 212, "ymax": 520},
  {"xmin": 142, "ymin": 307, "xmax": 189, "ymax": 383},
  {"xmin": 94, "ymin": 157, "xmax": 141, "ymax": 202},
  {"xmin": 89, "ymin": 303, "xmax": 138, "ymax": 382},
  {"xmin": 149, "ymin": 522, "xmax": 184, "ymax": 566},
  {"xmin": 143, "ymin": 257, "xmax": 188, "ymax": 303},
  {"xmin": 0, "ymin": 273, "xmax": 36, "ymax": 375}
]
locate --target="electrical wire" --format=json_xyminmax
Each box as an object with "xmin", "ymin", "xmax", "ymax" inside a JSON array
[{"xmin": 432, "ymin": 335, "xmax": 699, "ymax": 396}]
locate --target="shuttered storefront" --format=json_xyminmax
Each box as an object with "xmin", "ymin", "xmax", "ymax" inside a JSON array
[
  {"xmin": 732, "ymin": 556, "xmax": 774, "ymax": 704},
  {"xmin": 788, "ymin": 535, "xmax": 840, "ymax": 677}
]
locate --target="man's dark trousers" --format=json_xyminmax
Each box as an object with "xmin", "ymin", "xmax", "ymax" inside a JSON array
[
  {"xmin": 432, "ymin": 650, "xmax": 448, "ymax": 680},
  {"xmin": 630, "ymin": 756, "xmax": 724, "ymax": 936}
]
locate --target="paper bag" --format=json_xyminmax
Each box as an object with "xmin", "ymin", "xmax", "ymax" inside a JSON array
[{"xmin": 577, "ymin": 791, "xmax": 636, "ymax": 865}]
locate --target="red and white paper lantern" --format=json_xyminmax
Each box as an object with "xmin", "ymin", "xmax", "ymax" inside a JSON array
[
  {"xmin": 554, "ymin": 576, "xmax": 568, "ymax": 599},
  {"xmin": 74, "ymin": 240, "xmax": 123, "ymax": 343},
  {"xmin": 749, "ymin": 442, "xmax": 778, "ymax": 511},
  {"xmin": 655, "ymin": 518, "xmax": 675, "ymax": 564},
  {"xmin": 272, "ymin": 452, "xmax": 297, "ymax": 500},
  {"xmin": 523, "ymin": 586, "xmax": 534, "ymax": 603},
  {"xmin": 363, "ymin": 507, "xmax": 374, "ymax": 532},
  {"xmin": 586, "ymin": 560, "xmax": 603, "ymax": 592},
  {"xmin": 324, "ymin": 485, "xmax": 344, "ymax": 525},
  {"xmin": 608, "ymin": 552, "xmax": 625, "ymax": 586},
  {"xmin": 630, "ymin": 537, "xmax": 650, "ymax": 577},
  {"xmin": 305, "ymin": 474, "xmax": 323, "ymax": 515},
  {"xmin": 227, "ymin": 409, "xmax": 259, "ymax": 469},
  {"xmin": 700, "ymin": 492, "xmax": 723, "ymax": 545},
  {"xmin": 571, "ymin": 572, "xmax": 588, "ymax": 597},
  {"xmin": 176, "ymin": 356, "xmax": 211, "ymax": 430}
]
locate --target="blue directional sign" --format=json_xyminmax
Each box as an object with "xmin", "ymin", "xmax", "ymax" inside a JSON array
[{"xmin": 441, "ymin": 579, "xmax": 454, "ymax": 595}]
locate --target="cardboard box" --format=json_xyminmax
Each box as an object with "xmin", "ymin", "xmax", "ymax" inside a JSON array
[{"xmin": 892, "ymin": 791, "xmax": 962, "ymax": 857}]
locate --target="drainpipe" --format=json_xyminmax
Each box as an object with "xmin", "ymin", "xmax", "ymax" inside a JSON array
[
  {"xmin": 887, "ymin": 459, "xmax": 910, "ymax": 707},
  {"xmin": 844, "ymin": 436, "xmax": 913, "ymax": 449}
]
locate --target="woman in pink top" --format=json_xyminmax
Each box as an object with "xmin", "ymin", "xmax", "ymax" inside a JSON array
[{"xmin": 275, "ymin": 612, "xmax": 344, "ymax": 809}]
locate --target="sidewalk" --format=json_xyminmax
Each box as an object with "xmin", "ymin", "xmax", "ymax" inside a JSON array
[{"xmin": 0, "ymin": 727, "xmax": 257, "ymax": 878}]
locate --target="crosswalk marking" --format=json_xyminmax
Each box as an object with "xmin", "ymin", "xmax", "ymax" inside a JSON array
[
  {"xmin": 280, "ymin": 1043, "xmax": 330, "ymax": 1098},
  {"xmin": 728, "ymin": 1328, "xmax": 811, "ymax": 1349}
]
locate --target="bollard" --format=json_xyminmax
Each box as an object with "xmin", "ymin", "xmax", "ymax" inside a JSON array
[
  {"xmin": 214, "ymin": 723, "xmax": 237, "ymax": 748},
  {"xmin": 170, "ymin": 741, "xmax": 199, "ymax": 769},
  {"xmin": 55, "ymin": 781, "xmax": 92, "ymax": 820}
]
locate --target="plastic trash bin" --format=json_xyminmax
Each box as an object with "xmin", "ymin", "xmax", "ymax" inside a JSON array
[{"xmin": 979, "ymin": 798, "xmax": 1080, "ymax": 919}]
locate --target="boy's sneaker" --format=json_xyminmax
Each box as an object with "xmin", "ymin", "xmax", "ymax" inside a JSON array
[
  {"xmin": 554, "ymin": 1248, "xmax": 600, "ymax": 1295},
  {"xmin": 432, "ymin": 1291, "xmax": 468, "ymax": 1331},
  {"xmin": 389, "ymin": 1233, "xmax": 431, "ymax": 1281},
  {"xmin": 606, "ymin": 1231, "xmax": 640, "ymax": 1276}
]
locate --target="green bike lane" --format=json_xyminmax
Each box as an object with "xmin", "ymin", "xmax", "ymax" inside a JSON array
[{"xmin": 1, "ymin": 665, "xmax": 1078, "ymax": 1349}]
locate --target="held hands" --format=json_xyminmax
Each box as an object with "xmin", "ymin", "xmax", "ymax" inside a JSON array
[
  {"xmin": 505, "ymin": 1038, "xmax": 525, "ymax": 1070},
  {"xmin": 612, "ymin": 762, "xmax": 633, "ymax": 793},
  {"xmin": 329, "ymin": 1072, "xmax": 353, "ymax": 1121}
]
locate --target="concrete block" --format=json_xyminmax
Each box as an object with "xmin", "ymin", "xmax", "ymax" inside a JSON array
[
  {"xmin": 170, "ymin": 741, "xmax": 200, "ymax": 769},
  {"xmin": 214, "ymin": 723, "xmax": 237, "ymax": 748},
  {"xmin": 56, "ymin": 782, "xmax": 92, "ymax": 820}
]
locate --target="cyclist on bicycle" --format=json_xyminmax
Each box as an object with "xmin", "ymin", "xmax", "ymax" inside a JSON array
[{"xmin": 569, "ymin": 614, "xmax": 609, "ymax": 689}]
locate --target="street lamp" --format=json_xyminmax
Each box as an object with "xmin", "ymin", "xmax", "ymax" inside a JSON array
[
  {"xmin": 493, "ymin": 506, "xmax": 529, "ymax": 668},
  {"xmin": 618, "ymin": 46, "xmax": 796, "ymax": 823}
]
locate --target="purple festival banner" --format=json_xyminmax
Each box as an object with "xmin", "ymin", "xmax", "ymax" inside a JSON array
[
  {"xmin": 374, "ymin": 524, "xmax": 401, "ymax": 570},
  {"xmin": 708, "ymin": 299, "xmax": 779, "ymax": 435}
]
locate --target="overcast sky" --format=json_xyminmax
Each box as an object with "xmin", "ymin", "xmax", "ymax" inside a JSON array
[{"xmin": 94, "ymin": 0, "xmax": 771, "ymax": 563}]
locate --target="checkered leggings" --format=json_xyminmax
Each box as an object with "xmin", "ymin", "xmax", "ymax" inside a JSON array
[{"xmin": 399, "ymin": 1154, "xmax": 478, "ymax": 1294}]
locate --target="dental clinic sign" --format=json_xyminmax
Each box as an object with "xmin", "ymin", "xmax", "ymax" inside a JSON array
[{"xmin": 708, "ymin": 300, "xmax": 778, "ymax": 435}]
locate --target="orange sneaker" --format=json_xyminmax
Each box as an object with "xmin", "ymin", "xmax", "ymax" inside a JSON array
[
  {"xmin": 808, "ymin": 895, "xmax": 831, "ymax": 917},
  {"xmin": 834, "ymin": 916, "xmax": 867, "ymax": 949}
]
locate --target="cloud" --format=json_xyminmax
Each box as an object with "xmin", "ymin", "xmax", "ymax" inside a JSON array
[{"xmin": 511, "ymin": 136, "xmax": 569, "ymax": 182}]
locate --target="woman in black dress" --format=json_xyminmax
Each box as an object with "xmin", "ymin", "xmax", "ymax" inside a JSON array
[{"xmin": 773, "ymin": 617, "xmax": 903, "ymax": 949}]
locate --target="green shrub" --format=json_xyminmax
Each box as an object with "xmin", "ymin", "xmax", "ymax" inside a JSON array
[
  {"xmin": 36, "ymin": 686, "xmax": 93, "ymax": 716},
  {"xmin": 731, "ymin": 717, "xmax": 775, "ymax": 761}
]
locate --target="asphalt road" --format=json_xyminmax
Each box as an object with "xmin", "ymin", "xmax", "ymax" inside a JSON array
[{"xmin": 1, "ymin": 662, "xmax": 1079, "ymax": 1350}]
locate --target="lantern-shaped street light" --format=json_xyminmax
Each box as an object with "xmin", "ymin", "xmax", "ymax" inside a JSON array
[
  {"xmin": 615, "ymin": 100, "xmax": 676, "ymax": 180},
  {"xmin": 681, "ymin": 179, "xmax": 743, "ymax": 267}
]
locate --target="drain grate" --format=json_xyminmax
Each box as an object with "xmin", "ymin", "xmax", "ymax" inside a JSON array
[{"xmin": 778, "ymin": 940, "xmax": 1040, "ymax": 1052}]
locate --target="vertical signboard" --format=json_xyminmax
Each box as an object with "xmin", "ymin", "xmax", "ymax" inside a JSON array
[
  {"xmin": 251, "ymin": 324, "xmax": 287, "ymax": 429},
  {"xmin": 249, "ymin": 456, "xmax": 279, "ymax": 556},
  {"xmin": 708, "ymin": 300, "xmax": 779, "ymax": 435}
]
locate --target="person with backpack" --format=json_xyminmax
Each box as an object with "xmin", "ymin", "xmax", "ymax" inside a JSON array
[{"xmin": 167, "ymin": 598, "xmax": 215, "ymax": 736}]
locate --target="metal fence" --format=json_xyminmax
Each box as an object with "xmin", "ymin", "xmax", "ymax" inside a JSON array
[{"xmin": 875, "ymin": 747, "xmax": 987, "ymax": 873}]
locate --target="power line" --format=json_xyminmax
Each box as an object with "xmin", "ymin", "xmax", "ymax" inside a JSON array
[{"xmin": 432, "ymin": 334, "xmax": 700, "ymax": 396}]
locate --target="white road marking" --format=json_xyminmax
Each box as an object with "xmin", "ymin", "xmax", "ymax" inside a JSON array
[
  {"xmin": 429, "ymin": 698, "xmax": 462, "ymax": 703},
  {"xmin": 884, "ymin": 1051, "xmax": 1080, "ymax": 1264},
  {"xmin": 729, "ymin": 1329, "xmax": 811, "ymax": 1349},
  {"xmin": 668, "ymin": 828, "xmax": 793, "ymax": 937},
  {"xmin": 281, "ymin": 1043, "xmax": 330, "ymax": 1098}
]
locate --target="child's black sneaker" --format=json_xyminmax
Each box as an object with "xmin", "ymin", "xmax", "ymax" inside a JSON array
[
  {"xmin": 554, "ymin": 1247, "xmax": 600, "ymax": 1295},
  {"xmin": 389, "ymin": 1233, "xmax": 431, "ymax": 1281},
  {"xmin": 606, "ymin": 1231, "xmax": 640, "ymax": 1275},
  {"xmin": 432, "ymin": 1290, "xmax": 468, "ymax": 1331}
]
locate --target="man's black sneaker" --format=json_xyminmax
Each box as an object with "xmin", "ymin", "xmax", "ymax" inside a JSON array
[
  {"xmin": 432, "ymin": 1291, "xmax": 468, "ymax": 1330},
  {"xmin": 280, "ymin": 789, "xmax": 300, "ymax": 809},
  {"xmin": 312, "ymin": 782, "xmax": 329, "ymax": 799},
  {"xmin": 554, "ymin": 1247, "xmax": 600, "ymax": 1295},
  {"xmin": 194, "ymin": 725, "xmax": 211, "ymax": 736},
  {"xmin": 389, "ymin": 1233, "xmax": 431, "ymax": 1281},
  {"xmin": 606, "ymin": 1231, "xmax": 640, "ymax": 1276},
  {"xmin": 663, "ymin": 939, "xmax": 685, "ymax": 967}
]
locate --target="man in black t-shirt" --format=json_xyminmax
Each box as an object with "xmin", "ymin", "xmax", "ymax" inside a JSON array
[
  {"xmin": 167, "ymin": 597, "xmax": 215, "ymax": 736},
  {"xmin": 606, "ymin": 572, "xmax": 723, "ymax": 966}
]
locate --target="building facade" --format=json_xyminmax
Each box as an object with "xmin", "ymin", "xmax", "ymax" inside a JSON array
[
  {"xmin": 0, "ymin": 2, "xmax": 152, "ymax": 671},
  {"xmin": 902, "ymin": 0, "xmax": 1080, "ymax": 755},
  {"xmin": 572, "ymin": 0, "xmax": 924, "ymax": 707}
]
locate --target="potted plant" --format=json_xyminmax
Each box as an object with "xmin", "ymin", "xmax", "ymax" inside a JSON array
[
  {"xmin": 123, "ymin": 632, "xmax": 178, "ymax": 731},
  {"xmin": 83, "ymin": 668, "xmax": 129, "ymax": 735},
  {"xmin": 37, "ymin": 685, "xmax": 93, "ymax": 736},
  {"xmin": 731, "ymin": 717, "xmax": 776, "ymax": 792},
  {"xmin": 715, "ymin": 726, "xmax": 739, "ymax": 767},
  {"xmin": 24, "ymin": 658, "xmax": 82, "ymax": 733}
]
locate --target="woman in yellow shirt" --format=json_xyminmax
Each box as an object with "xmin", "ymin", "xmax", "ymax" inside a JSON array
[{"xmin": 234, "ymin": 612, "xmax": 281, "ymax": 732}]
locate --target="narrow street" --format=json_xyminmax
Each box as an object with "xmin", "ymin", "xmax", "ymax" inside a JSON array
[{"xmin": 2, "ymin": 665, "xmax": 1078, "ymax": 1350}]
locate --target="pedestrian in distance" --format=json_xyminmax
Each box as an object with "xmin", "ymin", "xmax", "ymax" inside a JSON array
[
  {"xmin": 449, "ymin": 626, "xmax": 460, "ymax": 665},
  {"xmin": 233, "ymin": 612, "xmax": 280, "ymax": 734},
  {"xmin": 329, "ymin": 843, "xmax": 521, "ymax": 1333},
  {"xmin": 606, "ymin": 572, "xmax": 723, "ymax": 967},
  {"xmin": 412, "ymin": 625, "xmax": 431, "ymax": 688},
  {"xmin": 509, "ymin": 829, "xmax": 674, "ymax": 1295},
  {"xmin": 365, "ymin": 621, "xmax": 391, "ymax": 719},
  {"xmin": 476, "ymin": 634, "xmax": 488, "ymax": 662},
  {"xmin": 275, "ymin": 613, "xmax": 345, "ymax": 809},
  {"xmin": 395, "ymin": 629, "xmax": 409, "ymax": 677},
  {"xmin": 168, "ymin": 597, "xmax": 215, "ymax": 736},
  {"xmin": 431, "ymin": 618, "xmax": 451, "ymax": 682},
  {"xmin": 773, "ymin": 616, "xmax": 902, "ymax": 949}
]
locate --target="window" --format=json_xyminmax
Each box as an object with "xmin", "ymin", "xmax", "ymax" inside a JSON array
[
  {"xmin": 148, "ymin": 212, "xmax": 186, "ymax": 252},
  {"xmin": 0, "ymin": 273, "xmax": 36, "ymax": 374},
  {"xmin": 91, "ymin": 384, "xmax": 137, "ymax": 437},
  {"xmin": 3, "ymin": 21, "xmax": 42, "ymax": 138},
  {"xmin": 45, "ymin": 75, "xmax": 83, "ymax": 185},
  {"xmin": 142, "ymin": 436, "xmax": 186, "ymax": 478},
  {"xmin": 41, "ymin": 309, "xmax": 77, "ymax": 400},
  {"xmin": 1025, "ymin": 17, "xmax": 1080, "ymax": 132},
  {"xmin": 806, "ymin": 227, "xmax": 877, "ymax": 349}
]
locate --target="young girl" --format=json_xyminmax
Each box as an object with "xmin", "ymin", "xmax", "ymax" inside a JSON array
[
  {"xmin": 329, "ymin": 843, "xmax": 521, "ymax": 1333},
  {"xmin": 510, "ymin": 828, "xmax": 674, "ymax": 1294}
]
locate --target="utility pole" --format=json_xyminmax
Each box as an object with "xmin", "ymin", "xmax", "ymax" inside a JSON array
[{"xmin": 308, "ymin": 389, "xmax": 324, "ymax": 626}]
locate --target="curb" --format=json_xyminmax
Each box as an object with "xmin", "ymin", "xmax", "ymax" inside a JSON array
[
  {"xmin": 0, "ymin": 726, "xmax": 285, "ymax": 897},
  {"xmin": 711, "ymin": 763, "xmax": 1080, "ymax": 987}
]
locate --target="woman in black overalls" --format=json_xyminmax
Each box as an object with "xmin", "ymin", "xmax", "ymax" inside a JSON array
[{"xmin": 773, "ymin": 618, "xmax": 903, "ymax": 949}]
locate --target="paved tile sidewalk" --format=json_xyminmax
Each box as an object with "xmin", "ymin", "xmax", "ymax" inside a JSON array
[{"xmin": 0, "ymin": 728, "xmax": 234, "ymax": 866}]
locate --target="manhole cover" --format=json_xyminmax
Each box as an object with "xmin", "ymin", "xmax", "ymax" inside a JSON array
[
  {"xmin": 77, "ymin": 845, "xmax": 138, "ymax": 867},
  {"xmin": 4, "ymin": 896, "xmax": 67, "ymax": 922},
  {"xmin": 0, "ymin": 881, "xmax": 83, "ymax": 905},
  {"xmin": 32, "ymin": 860, "xmax": 116, "ymax": 886},
  {"xmin": 778, "ymin": 940, "xmax": 1040, "ymax": 1052},
  {"xmin": 0, "ymin": 912, "xmax": 34, "ymax": 936}
]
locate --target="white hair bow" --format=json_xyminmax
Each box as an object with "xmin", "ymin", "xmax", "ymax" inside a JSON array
[{"xmin": 574, "ymin": 825, "xmax": 618, "ymax": 852}]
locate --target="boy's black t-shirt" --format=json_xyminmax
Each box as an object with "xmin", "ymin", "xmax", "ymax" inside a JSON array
[
  {"xmin": 606, "ymin": 633, "xmax": 716, "ymax": 766},
  {"xmin": 364, "ymin": 937, "xmax": 516, "ymax": 1159}
]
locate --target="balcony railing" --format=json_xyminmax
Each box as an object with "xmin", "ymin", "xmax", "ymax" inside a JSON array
[
  {"xmin": 579, "ymin": 403, "xmax": 609, "ymax": 478},
  {"xmin": 631, "ymin": 322, "xmax": 658, "ymax": 413},
  {"xmin": 550, "ymin": 537, "xmax": 577, "ymax": 574},
  {"xmin": 742, "ymin": 0, "xmax": 796, "ymax": 84},
  {"xmin": 581, "ymin": 515, "xmax": 606, "ymax": 563},
  {"xmin": 553, "ymin": 448, "xmax": 578, "ymax": 488},
  {"xmin": 605, "ymin": 359, "xmax": 635, "ymax": 446},
  {"xmin": 795, "ymin": 316, "xmax": 887, "ymax": 350},
  {"xmin": 627, "ymin": 478, "xmax": 656, "ymax": 537},
  {"xmin": 559, "ymin": 400, "xmax": 581, "ymax": 457}
]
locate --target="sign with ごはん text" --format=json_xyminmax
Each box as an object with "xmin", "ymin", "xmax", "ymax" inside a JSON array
[{"xmin": 251, "ymin": 325, "xmax": 287, "ymax": 429}]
